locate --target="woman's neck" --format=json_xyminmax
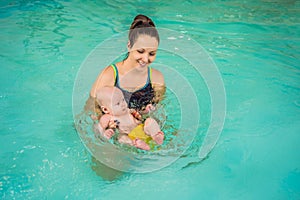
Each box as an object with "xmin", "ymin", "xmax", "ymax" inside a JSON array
[{"xmin": 121, "ymin": 58, "xmax": 147, "ymax": 75}]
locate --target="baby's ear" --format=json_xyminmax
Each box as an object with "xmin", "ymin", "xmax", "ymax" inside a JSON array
[{"xmin": 101, "ymin": 106, "xmax": 110, "ymax": 114}]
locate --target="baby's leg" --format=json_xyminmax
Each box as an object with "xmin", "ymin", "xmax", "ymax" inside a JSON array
[
  {"xmin": 118, "ymin": 134, "xmax": 150, "ymax": 151},
  {"xmin": 143, "ymin": 118, "xmax": 164, "ymax": 145},
  {"xmin": 118, "ymin": 134, "xmax": 133, "ymax": 145}
]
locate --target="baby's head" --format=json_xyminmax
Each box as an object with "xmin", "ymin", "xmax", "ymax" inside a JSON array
[{"xmin": 96, "ymin": 87, "xmax": 128, "ymax": 115}]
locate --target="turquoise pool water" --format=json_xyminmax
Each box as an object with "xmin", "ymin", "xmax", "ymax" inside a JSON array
[{"xmin": 1, "ymin": 0, "xmax": 300, "ymax": 199}]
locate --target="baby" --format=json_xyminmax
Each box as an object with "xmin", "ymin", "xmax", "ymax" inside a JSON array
[{"xmin": 94, "ymin": 86, "xmax": 164, "ymax": 150}]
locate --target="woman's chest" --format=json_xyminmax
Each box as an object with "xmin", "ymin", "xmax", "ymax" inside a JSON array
[{"xmin": 118, "ymin": 74, "xmax": 148, "ymax": 92}]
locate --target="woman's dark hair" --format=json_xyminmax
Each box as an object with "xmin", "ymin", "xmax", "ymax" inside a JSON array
[{"xmin": 128, "ymin": 14, "xmax": 160, "ymax": 48}]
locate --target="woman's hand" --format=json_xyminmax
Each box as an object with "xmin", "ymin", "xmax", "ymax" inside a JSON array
[
  {"xmin": 130, "ymin": 109, "xmax": 142, "ymax": 120},
  {"xmin": 145, "ymin": 104, "xmax": 156, "ymax": 112},
  {"xmin": 140, "ymin": 104, "xmax": 156, "ymax": 114},
  {"xmin": 107, "ymin": 119, "xmax": 119, "ymax": 129}
]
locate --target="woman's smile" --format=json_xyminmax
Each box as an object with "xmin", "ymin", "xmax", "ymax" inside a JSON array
[{"xmin": 138, "ymin": 60, "xmax": 148, "ymax": 67}]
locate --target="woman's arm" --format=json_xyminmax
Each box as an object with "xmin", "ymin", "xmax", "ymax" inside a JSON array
[
  {"xmin": 83, "ymin": 95, "xmax": 102, "ymax": 120},
  {"xmin": 84, "ymin": 66, "xmax": 115, "ymax": 119},
  {"xmin": 150, "ymin": 68, "xmax": 166, "ymax": 108},
  {"xmin": 151, "ymin": 68, "xmax": 166, "ymax": 103},
  {"xmin": 152, "ymin": 84, "xmax": 166, "ymax": 105}
]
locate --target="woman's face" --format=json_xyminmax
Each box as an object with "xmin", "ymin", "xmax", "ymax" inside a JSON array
[{"xmin": 128, "ymin": 34, "xmax": 158, "ymax": 69}]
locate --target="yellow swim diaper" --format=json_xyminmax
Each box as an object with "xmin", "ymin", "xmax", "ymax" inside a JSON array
[{"xmin": 128, "ymin": 124, "xmax": 152, "ymax": 143}]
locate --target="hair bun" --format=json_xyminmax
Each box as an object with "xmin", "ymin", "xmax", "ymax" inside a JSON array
[
  {"xmin": 127, "ymin": 14, "xmax": 160, "ymax": 48},
  {"xmin": 130, "ymin": 14, "xmax": 155, "ymax": 29}
]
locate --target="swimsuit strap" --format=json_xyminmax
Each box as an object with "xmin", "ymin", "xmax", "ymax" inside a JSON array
[
  {"xmin": 148, "ymin": 66, "xmax": 152, "ymax": 84},
  {"xmin": 111, "ymin": 64, "xmax": 118, "ymax": 86}
]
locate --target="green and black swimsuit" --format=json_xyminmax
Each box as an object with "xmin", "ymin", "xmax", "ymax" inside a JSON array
[{"xmin": 111, "ymin": 64, "xmax": 155, "ymax": 111}]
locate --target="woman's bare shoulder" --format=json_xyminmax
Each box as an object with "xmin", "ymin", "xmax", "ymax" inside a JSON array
[
  {"xmin": 90, "ymin": 65, "xmax": 115, "ymax": 97},
  {"xmin": 151, "ymin": 68, "xmax": 165, "ymax": 86},
  {"xmin": 102, "ymin": 65, "xmax": 115, "ymax": 76}
]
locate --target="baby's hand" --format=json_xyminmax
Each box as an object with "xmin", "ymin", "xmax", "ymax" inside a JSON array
[{"xmin": 103, "ymin": 128, "xmax": 115, "ymax": 139}]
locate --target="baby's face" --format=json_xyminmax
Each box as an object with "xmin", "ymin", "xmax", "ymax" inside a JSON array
[{"xmin": 108, "ymin": 89, "xmax": 128, "ymax": 116}]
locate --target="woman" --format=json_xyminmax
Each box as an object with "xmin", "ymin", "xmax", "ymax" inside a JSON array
[
  {"xmin": 89, "ymin": 14, "xmax": 165, "ymax": 116},
  {"xmin": 83, "ymin": 15, "xmax": 165, "ymax": 178}
]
